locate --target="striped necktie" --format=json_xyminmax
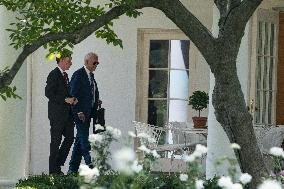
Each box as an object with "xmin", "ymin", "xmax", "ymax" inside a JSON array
[{"xmin": 63, "ymin": 72, "xmax": 69, "ymax": 86}]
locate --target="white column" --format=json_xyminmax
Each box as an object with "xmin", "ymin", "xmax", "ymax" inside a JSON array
[
  {"xmin": 0, "ymin": 6, "xmax": 27, "ymax": 187},
  {"xmin": 206, "ymin": 4, "xmax": 250, "ymax": 178}
]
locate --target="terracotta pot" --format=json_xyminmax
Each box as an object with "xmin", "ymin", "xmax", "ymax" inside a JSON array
[{"xmin": 192, "ymin": 117, "xmax": 207, "ymax": 129}]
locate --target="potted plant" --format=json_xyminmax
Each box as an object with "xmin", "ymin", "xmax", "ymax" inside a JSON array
[{"xmin": 188, "ymin": 90, "xmax": 209, "ymax": 128}]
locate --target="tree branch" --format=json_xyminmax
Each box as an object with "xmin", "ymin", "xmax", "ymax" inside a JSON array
[
  {"xmin": 0, "ymin": 0, "xmax": 217, "ymax": 88},
  {"xmin": 214, "ymin": 0, "xmax": 229, "ymax": 30},
  {"xmin": 145, "ymin": 0, "xmax": 216, "ymax": 64},
  {"xmin": 0, "ymin": 3, "xmax": 139, "ymax": 87},
  {"xmin": 222, "ymin": 0, "xmax": 263, "ymax": 42},
  {"xmin": 0, "ymin": 32, "xmax": 76, "ymax": 87}
]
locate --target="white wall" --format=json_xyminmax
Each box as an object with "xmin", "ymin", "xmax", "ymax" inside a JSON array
[
  {"xmin": 29, "ymin": 1, "xmax": 213, "ymax": 174},
  {"xmin": 0, "ymin": 6, "xmax": 26, "ymax": 186}
]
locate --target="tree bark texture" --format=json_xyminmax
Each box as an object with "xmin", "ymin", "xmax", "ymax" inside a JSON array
[{"xmin": 211, "ymin": 54, "xmax": 267, "ymax": 188}]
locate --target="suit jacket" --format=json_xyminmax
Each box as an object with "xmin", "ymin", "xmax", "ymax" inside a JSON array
[
  {"xmin": 70, "ymin": 67, "xmax": 99, "ymax": 123},
  {"xmin": 45, "ymin": 67, "xmax": 72, "ymax": 122}
]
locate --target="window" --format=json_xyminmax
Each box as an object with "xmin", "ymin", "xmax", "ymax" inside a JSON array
[
  {"xmin": 250, "ymin": 9, "xmax": 278, "ymax": 126},
  {"xmin": 255, "ymin": 21, "xmax": 276, "ymax": 125},
  {"xmin": 136, "ymin": 29, "xmax": 190, "ymax": 127}
]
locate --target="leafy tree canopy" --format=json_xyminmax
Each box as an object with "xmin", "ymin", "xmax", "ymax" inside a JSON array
[
  {"xmin": 1, "ymin": 0, "xmax": 141, "ymax": 53},
  {"xmin": 0, "ymin": 0, "xmax": 142, "ymax": 100}
]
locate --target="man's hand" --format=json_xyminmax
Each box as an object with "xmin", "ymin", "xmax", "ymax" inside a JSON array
[
  {"xmin": 65, "ymin": 97, "xmax": 78, "ymax": 105},
  {"xmin": 78, "ymin": 112, "xmax": 85, "ymax": 122},
  {"xmin": 65, "ymin": 97, "xmax": 74, "ymax": 104}
]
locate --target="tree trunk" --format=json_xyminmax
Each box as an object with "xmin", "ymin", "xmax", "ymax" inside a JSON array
[{"xmin": 211, "ymin": 56, "xmax": 268, "ymax": 188}]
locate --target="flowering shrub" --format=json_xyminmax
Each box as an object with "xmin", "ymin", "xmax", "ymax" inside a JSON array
[
  {"xmin": 78, "ymin": 125, "xmax": 233, "ymax": 188},
  {"xmin": 76, "ymin": 125, "xmax": 284, "ymax": 189},
  {"xmin": 15, "ymin": 174, "xmax": 79, "ymax": 189},
  {"xmin": 269, "ymin": 147, "xmax": 284, "ymax": 183},
  {"xmin": 88, "ymin": 125, "xmax": 121, "ymax": 174},
  {"xmin": 15, "ymin": 125, "xmax": 284, "ymax": 189}
]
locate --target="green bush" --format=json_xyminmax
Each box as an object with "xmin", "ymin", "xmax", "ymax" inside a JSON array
[
  {"xmin": 15, "ymin": 174, "xmax": 79, "ymax": 189},
  {"xmin": 188, "ymin": 90, "xmax": 209, "ymax": 117}
]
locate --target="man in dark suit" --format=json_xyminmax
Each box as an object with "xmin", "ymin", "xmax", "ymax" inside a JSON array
[
  {"xmin": 45, "ymin": 55, "xmax": 76, "ymax": 174},
  {"xmin": 68, "ymin": 52, "xmax": 101, "ymax": 173}
]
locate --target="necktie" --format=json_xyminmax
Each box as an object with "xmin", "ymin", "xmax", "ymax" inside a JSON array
[
  {"xmin": 63, "ymin": 72, "xmax": 69, "ymax": 86},
  {"xmin": 90, "ymin": 72, "xmax": 95, "ymax": 106}
]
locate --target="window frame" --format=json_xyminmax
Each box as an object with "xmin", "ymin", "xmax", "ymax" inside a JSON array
[
  {"xmin": 136, "ymin": 29, "xmax": 192, "ymax": 125},
  {"xmin": 248, "ymin": 8, "xmax": 279, "ymax": 126}
]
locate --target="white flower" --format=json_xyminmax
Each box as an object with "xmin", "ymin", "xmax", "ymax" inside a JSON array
[
  {"xmin": 258, "ymin": 180, "xmax": 282, "ymax": 189},
  {"xmin": 89, "ymin": 134, "xmax": 104, "ymax": 144},
  {"xmin": 112, "ymin": 128, "xmax": 122, "ymax": 138},
  {"xmin": 179, "ymin": 174, "xmax": 188, "ymax": 181},
  {"xmin": 79, "ymin": 164, "xmax": 100, "ymax": 183},
  {"xmin": 192, "ymin": 144, "xmax": 207, "ymax": 158},
  {"xmin": 128, "ymin": 131, "xmax": 136, "ymax": 137},
  {"xmin": 218, "ymin": 176, "xmax": 233, "ymax": 189},
  {"xmin": 239, "ymin": 173, "xmax": 252, "ymax": 185},
  {"xmin": 231, "ymin": 183, "xmax": 243, "ymax": 189},
  {"xmin": 151, "ymin": 150, "xmax": 160, "ymax": 158},
  {"xmin": 113, "ymin": 147, "xmax": 136, "ymax": 175},
  {"xmin": 269, "ymin": 147, "xmax": 284, "ymax": 158},
  {"xmin": 138, "ymin": 145, "xmax": 151, "ymax": 154},
  {"xmin": 195, "ymin": 180, "xmax": 204, "ymax": 189},
  {"xmin": 104, "ymin": 126, "xmax": 121, "ymax": 138},
  {"xmin": 114, "ymin": 147, "xmax": 136, "ymax": 162},
  {"xmin": 131, "ymin": 160, "xmax": 143, "ymax": 173},
  {"xmin": 106, "ymin": 125, "xmax": 114, "ymax": 132},
  {"xmin": 183, "ymin": 154, "xmax": 196, "ymax": 162},
  {"xmin": 231, "ymin": 143, "xmax": 241, "ymax": 150},
  {"xmin": 95, "ymin": 124, "xmax": 105, "ymax": 131}
]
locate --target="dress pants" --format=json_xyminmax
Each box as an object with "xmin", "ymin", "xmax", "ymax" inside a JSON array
[
  {"xmin": 68, "ymin": 120, "xmax": 92, "ymax": 173},
  {"xmin": 49, "ymin": 119, "xmax": 74, "ymax": 174}
]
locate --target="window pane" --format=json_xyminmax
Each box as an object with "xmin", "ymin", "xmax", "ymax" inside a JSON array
[
  {"xmin": 269, "ymin": 57, "xmax": 274, "ymax": 91},
  {"xmin": 168, "ymin": 100, "xmax": 188, "ymax": 122},
  {"xmin": 268, "ymin": 91, "xmax": 272, "ymax": 124},
  {"xmin": 270, "ymin": 24, "xmax": 275, "ymax": 56},
  {"xmin": 148, "ymin": 100, "xmax": 167, "ymax": 127},
  {"xmin": 263, "ymin": 57, "xmax": 267, "ymax": 90},
  {"xmin": 148, "ymin": 70, "xmax": 168, "ymax": 98},
  {"xmin": 257, "ymin": 22, "xmax": 263, "ymax": 55},
  {"xmin": 262, "ymin": 57, "xmax": 268, "ymax": 124},
  {"xmin": 169, "ymin": 70, "xmax": 189, "ymax": 99},
  {"xmin": 264, "ymin": 22, "xmax": 269, "ymax": 55},
  {"xmin": 255, "ymin": 56, "xmax": 262, "ymax": 124},
  {"xmin": 149, "ymin": 40, "xmax": 169, "ymax": 68},
  {"xmin": 170, "ymin": 40, "xmax": 190, "ymax": 69}
]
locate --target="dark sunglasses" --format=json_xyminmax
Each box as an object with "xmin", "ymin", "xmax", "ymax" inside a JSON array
[{"xmin": 93, "ymin": 61, "xmax": 99, "ymax": 66}]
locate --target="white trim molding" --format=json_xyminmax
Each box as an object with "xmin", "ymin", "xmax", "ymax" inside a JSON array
[
  {"xmin": 24, "ymin": 55, "xmax": 33, "ymax": 176},
  {"xmin": 0, "ymin": 178, "xmax": 17, "ymax": 189}
]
